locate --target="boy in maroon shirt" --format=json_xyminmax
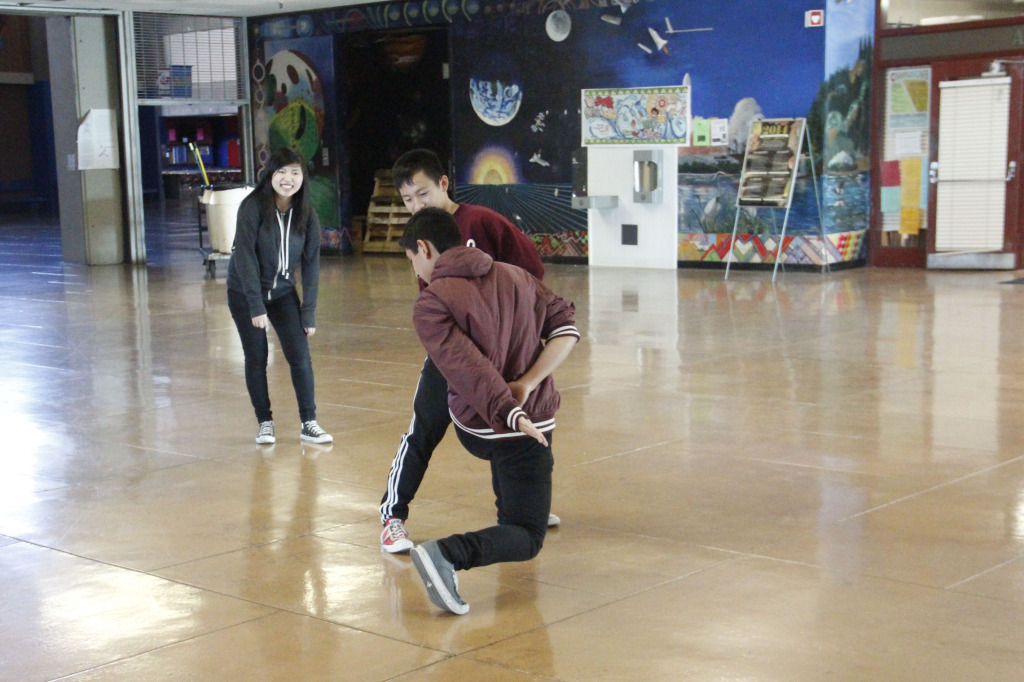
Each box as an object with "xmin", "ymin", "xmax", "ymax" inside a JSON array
[{"xmin": 378, "ymin": 149, "xmax": 560, "ymax": 553}]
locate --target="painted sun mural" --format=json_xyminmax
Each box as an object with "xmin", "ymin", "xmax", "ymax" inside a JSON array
[{"xmin": 467, "ymin": 146, "xmax": 521, "ymax": 185}]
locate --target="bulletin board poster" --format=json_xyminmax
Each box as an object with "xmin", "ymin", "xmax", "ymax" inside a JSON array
[
  {"xmin": 581, "ymin": 86, "xmax": 690, "ymax": 145},
  {"xmin": 886, "ymin": 67, "xmax": 931, "ymax": 130},
  {"xmin": 737, "ymin": 118, "xmax": 805, "ymax": 208}
]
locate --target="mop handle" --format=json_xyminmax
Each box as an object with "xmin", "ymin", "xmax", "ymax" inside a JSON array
[{"xmin": 189, "ymin": 142, "xmax": 210, "ymax": 186}]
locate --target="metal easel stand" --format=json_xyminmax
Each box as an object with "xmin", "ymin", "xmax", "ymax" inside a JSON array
[
  {"xmin": 725, "ymin": 200, "xmax": 793, "ymax": 283},
  {"xmin": 726, "ymin": 118, "xmax": 827, "ymax": 283},
  {"xmin": 803, "ymin": 126, "xmax": 829, "ymax": 277}
]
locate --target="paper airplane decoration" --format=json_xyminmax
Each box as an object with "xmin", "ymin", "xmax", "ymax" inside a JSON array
[
  {"xmin": 648, "ymin": 27, "xmax": 669, "ymax": 54},
  {"xmin": 665, "ymin": 17, "xmax": 714, "ymax": 34}
]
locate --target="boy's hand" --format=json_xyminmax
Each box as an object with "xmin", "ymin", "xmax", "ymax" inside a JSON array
[
  {"xmin": 508, "ymin": 380, "xmax": 533, "ymax": 406},
  {"xmin": 516, "ymin": 414, "xmax": 548, "ymax": 446}
]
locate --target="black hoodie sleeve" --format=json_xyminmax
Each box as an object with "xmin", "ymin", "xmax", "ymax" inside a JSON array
[
  {"xmin": 299, "ymin": 208, "xmax": 321, "ymax": 329},
  {"xmin": 230, "ymin": 198, "xmax": 268, "ymax": 318}
]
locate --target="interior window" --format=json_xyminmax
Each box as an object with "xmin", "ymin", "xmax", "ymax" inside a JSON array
[{"xmin": 884, "ymin": 0, "xmax": 1024, "ymax": 28}]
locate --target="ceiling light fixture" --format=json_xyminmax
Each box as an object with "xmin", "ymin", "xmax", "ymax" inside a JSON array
[{"xmin": 919, "ymin": 14, "xmax": 984, "ymax": 26}]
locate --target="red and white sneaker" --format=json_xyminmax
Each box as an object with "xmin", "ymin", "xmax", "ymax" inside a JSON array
[{"xmin": 381, "ymin": 517, "xmax": 414, "ymax": 554}]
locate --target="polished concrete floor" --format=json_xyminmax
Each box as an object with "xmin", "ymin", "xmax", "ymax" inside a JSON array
[{"xmin": 2, "ymin": 203, "xmax": 1024, "ymax": 680}]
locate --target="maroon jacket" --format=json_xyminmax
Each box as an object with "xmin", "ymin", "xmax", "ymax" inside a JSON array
[
  {"xmin": 413, "ymin": 246, "xmax": 578, "ymax": 439},
  {"xmin": 453, "ymin": 203, "xmax": 545, "ymax": 280},
  {"xmin": 415, "ymin": 203, "xmax": 545, "ymax": 291}
]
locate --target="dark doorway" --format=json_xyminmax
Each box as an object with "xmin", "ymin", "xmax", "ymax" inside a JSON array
[{"xmin": 340, "ymin": 28, "xmax": 451, "ymax": 218}]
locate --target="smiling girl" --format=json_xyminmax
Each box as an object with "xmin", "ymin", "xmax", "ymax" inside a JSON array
[{"xmin": 226, "ymin": 148, "xmax": 332, "ymax": 445}]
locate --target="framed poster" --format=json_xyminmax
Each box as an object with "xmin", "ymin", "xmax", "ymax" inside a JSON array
[
  {"xmin": 736, "ymin": 118, "xmax": 805, "ymax": 207},
  {"xmin": 581, "ymin": 86, "xmax": 690, "ymax": 145},
  {"xmin": 886, "ymin": 67, "xmax": 931, "ymax": 130}
]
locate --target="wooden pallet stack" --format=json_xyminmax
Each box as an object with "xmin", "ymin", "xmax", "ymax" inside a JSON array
[{"xmin": 363, "ymin": 170, "xmax": 410, "ymax": 253}]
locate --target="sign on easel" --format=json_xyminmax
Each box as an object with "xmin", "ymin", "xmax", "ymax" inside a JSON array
[
  {"xmin": 726, "ymin": 117, "xmax": 825, "ymax": 282},
  {"xmin": 737, "ymin": 118, "xmax": 805, "ymax": 207}
]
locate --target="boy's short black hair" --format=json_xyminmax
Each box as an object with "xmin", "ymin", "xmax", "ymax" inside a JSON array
[
  {"xmin": 392, "ymin": 149, "xmax": 446, "ymax": 189},
  {"xmin": 400, "ymin": 207, "xmax": 463, "ymax": 254}
]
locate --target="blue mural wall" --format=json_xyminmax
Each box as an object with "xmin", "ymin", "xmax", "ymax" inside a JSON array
[{"xmin": 249, "ymin": 0, "xmax": 872, "ymax": 261}]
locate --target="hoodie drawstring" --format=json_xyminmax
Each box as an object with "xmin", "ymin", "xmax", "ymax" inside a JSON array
[{"xmin": 270, "ymin": 207, "xmax": 292, "ymax": 299}]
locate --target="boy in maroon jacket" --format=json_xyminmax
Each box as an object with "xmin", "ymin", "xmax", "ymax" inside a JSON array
[
  {"xmin": 379, "ymin": 149, "xmax": 559, "ymax": 555},
  {"xmin": 401, "ymin": 207, "xmax": 578, "ymax": 615}
]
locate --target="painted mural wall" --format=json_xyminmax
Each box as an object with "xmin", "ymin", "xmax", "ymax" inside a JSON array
[
  {"xmin": 249, "ymin": 0, "xmax": 873, "ymax": 264},
  {"xmin": 251, "ymin": 30, "xmax": 345, "ymax": 250}
]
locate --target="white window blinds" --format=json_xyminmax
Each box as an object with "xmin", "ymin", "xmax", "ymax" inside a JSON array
[{"xmin": 934, "ymin": 77, "xmax": 1010, "ymax": 252}]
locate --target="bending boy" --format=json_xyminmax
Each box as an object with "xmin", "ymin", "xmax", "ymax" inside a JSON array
[
  {"xmin": 379, "ymin": 149, "xmax": 556, "ymax": 554},
  {"xmin": 401, "ymin": 207, "xmax": 578, "ymax": 615}
]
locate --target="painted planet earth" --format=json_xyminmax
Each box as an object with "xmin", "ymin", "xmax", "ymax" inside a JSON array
[{"xmin": 470, "ymin": 77, "xmax": 523, "ymax": 126}]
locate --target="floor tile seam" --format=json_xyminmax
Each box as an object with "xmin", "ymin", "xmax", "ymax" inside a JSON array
[
  {"xmin": 313, "ymin": 353, "xmax": 421, "ymax": 366},
  {"xmin": 737, "ymin": 456, "xmax": 870, "ymax": 476},
  {"xmin": 62, "ymin": 394, "xmax": 230, "ymax": 422},
  {"xmin": 556, "ymin": 381, "xmax": 624, "ymax": 392},
  {"xmin": 788, "ymin": 426, "xmax": 918, "ymax": 448},
  {"xmin": 518, "ymin": 552, "xmax": 754, "ymax": 628},
  {"xmin": 748, "ymin": 552, "xmax": 1024, "ymax": 603},
  {"xmin": 541, "ymin": 523, "xmax": 754, "ymax": 575},
  {"xmin": 1, "ymin": 359, "xmax": 78, "ymax": 373},
  {"xmin": 0, "ymin": 323, "xmax": 49, "ymax": 333},
  {"xmin": 561, "ymin": 438, "xmax": 687, "ymax": 468},
  {"xmin": 528, "ymin": 549, "xmax": 753, "ymax": 601},
  {"xmin": 4, "ymin": 449, "xmax": 211, "ymax": 487},
  {"xmin": 44, "ymin": 611, "xmax": 289, "ymax": 680},
  {"xmin": 0, "ymin": 266, "xmax": 69, "ymax": 276},
  {"xmin": 453, "ymin": 651, "xmax": 568, "ymax": 682},
  {"xmin": 2, "ymin": 345, "xmax": 75, "ymax": 360},
  {"xmin": 319, "ymin": 377, "xmax": 416, "ymax": 389},
  {"xmin": 317, "ymin": 322, "xmax": 417, "ymax": 332},
  {"xmin": 158, "ymin": 584, "xmax": 459, "ymax": 661},
  {"xmin": 0, "ymin": 296, "xmax": 79, "ymax": 306},
  {"xmin": 944, "ymin": 553, "xmax": 1024, "ymax": 590},
  {"xmin": 314, "ymin": 355, "xmax": 420, "ymax": 368},
  {"xmin": 4, "ymin": 539, "xmax": 310, "ymax": 615},
  {"xmin": 313, "ymin": 399, "xmax": 407, "ymax": 415},
  {"xmin": 847, "ymin": 453, "xmax": 1024, "ymax": 520},
  {"xmin": 141, "ymin": 534, "xmax": 320, "ymax": 574}
]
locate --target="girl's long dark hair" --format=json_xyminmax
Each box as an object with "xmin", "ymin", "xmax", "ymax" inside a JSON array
[{"xmin": 246, "ymin": 148, "xmax": 311, "ymax": 234}]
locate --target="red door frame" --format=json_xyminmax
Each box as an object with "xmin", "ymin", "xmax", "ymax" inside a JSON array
[{"xmin": 870, "ymin": 11, "xmax": 1024, "ymax": 267}]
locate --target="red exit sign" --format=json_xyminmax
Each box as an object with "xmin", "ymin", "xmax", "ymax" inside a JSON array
[{"xmin": 805, "ymin": 9, "xmax": 824, "ymax": 27}]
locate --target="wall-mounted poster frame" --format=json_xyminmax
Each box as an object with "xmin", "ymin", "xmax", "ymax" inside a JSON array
[
  {"xmin": 581, "ymin": 86, "xmax": 691, "ymax": 145},
  {"xmin": 727, "ymin": 117, "xmax": 824, "ymax": 281}
]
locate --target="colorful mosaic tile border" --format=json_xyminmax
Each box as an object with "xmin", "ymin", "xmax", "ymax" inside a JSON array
[{"xmin": 679, "ymin": 229, "xmax": 867, "ymax": 265}]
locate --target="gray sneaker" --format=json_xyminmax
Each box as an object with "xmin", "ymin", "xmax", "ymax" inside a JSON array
[
  {"xmin": 255, "ymin": 421, "xmax": 275, "ymax": 444},
  {"xmin": 410, "ymin": 540, "xmax": 469, "ymax": 615}
]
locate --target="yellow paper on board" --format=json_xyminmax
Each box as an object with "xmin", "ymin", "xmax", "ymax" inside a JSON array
[
  {"xmin": 900, "ymin": 207, "xmax": 922, "ymax": 235},
  {"xmin": 899, "ymin": 158, "xmax": 922, "ymax": 208}
]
